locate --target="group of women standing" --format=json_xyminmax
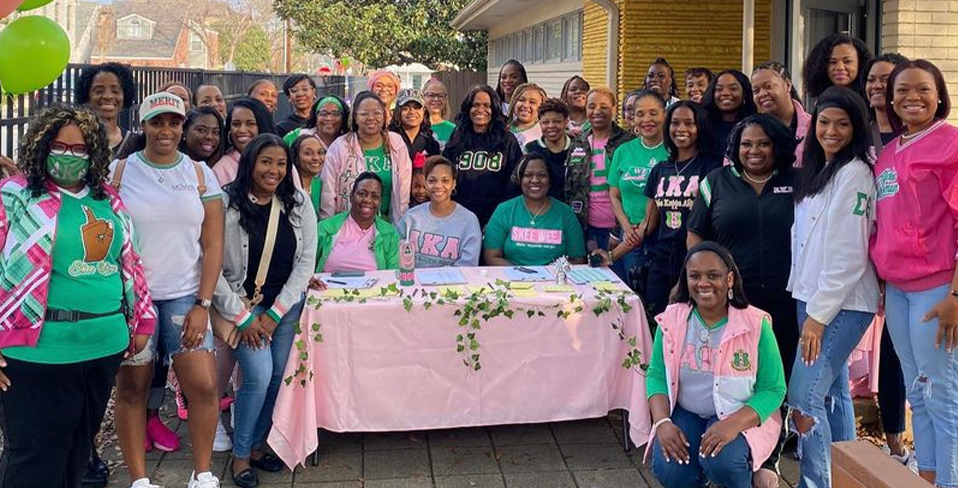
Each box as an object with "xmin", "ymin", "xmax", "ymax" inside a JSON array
[{"xmin": 0, "ymin": 39, "xmax": 957, "ymax": 488}]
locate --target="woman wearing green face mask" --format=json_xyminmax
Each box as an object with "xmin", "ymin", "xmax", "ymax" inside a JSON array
[{"xmin": 0, "ymin": 105, "xmax": 156, "ymax": 488}]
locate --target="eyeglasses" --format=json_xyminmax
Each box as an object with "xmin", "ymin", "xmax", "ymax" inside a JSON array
[
  {"xmin": 50, "ymin": 141, "xmax": 88, "ymax": 157},
  {"xmin": 317, "ymin": 110, "xmax": 341, "ymax": 118},
  {"xmin": 424, "ymin": 93, "xmax": 447, "ymax": 100}
]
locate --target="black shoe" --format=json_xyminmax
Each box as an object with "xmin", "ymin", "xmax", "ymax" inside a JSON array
[
  {"xmin": 231, "ymin": 467, "xmax": 258, "ymax": 488},
  {"xmin": 249, "ymin": 453, "xmax": 284, "ymax": 472},
  {"xmin": 80, "ymin": 457, "xmax": 109, "ymax": 488}
]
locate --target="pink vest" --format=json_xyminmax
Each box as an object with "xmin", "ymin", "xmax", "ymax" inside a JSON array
[{"xmin": 645, "ymin": 303, "xmax": 782, "ymax": 470}]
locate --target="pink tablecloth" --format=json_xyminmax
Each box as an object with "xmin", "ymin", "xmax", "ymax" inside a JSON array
[{"xmin": 267, "ymin": 266, "xmax": 654, "ymax": 469}]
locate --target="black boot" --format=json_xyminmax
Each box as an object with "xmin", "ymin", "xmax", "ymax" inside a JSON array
[{"xmin": 80, "ymin": 451, "xmax": 109, "ymax": 488}]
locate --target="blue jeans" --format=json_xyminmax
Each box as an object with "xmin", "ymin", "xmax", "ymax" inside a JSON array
[
  {"xmin": 885, "ymin": 283, "xmax": 958, "ymax": 486},
  {"xmin": 151, "ymin": 294, "xmax": 215, "ymax": 365},
  {"xmin": 787, "ymin": 300, "xmax": 873, "ymax": 488},
  {"xmin": 231, "ymin": 299, "xmax": 303, "ymax": 459},
  {"xmin": 651, "ymin": 405, "xmax": 753, "ymax": 488}
]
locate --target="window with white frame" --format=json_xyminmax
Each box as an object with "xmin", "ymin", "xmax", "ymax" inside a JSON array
[
  {"xmin": 117, "ymin": 16, "xmax": 153, "ymax": 40},
  {"xmin": 189, "ymin": 31, "xmax": 205, "ymax": 52},
  {"xmin": 492, "ymin": 11, "xmax": 582, "ymax": 67}
]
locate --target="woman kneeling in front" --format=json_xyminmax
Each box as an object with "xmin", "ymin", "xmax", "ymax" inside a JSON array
[{"xmin": 647, "ymin": 242, "xmax": 785, "ymax": 488}]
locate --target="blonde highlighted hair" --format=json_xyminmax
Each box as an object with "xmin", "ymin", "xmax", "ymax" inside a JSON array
[
  {"xmin": 587, "ymin": 86, "xmax": 618, "ymax": 107},
  {"xmin": 507, "ymin": 82, "xmax": 548, "ymax": 127}
]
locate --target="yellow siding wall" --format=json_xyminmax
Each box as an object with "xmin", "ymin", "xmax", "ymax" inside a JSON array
[
  {"xmin": 882, "ymin": 0, "xmax": 958, "ymax": 123},
  {"xmin": 583, "ymin": 2, "xmax": 610, "ymax": 89},
  {"xmin": 583, "ymin": 0, "xmax": 772, "ymax": 101}
]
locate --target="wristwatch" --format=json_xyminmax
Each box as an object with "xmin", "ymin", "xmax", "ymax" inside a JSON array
[{"xmin": 195, "ymin": 298, "xmax": 212, "ymax": 310}]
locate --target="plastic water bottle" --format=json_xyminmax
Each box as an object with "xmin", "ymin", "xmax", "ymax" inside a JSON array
[{"xmin": 399, "ymin": 238, "xmax": 416, "ymax": 286}]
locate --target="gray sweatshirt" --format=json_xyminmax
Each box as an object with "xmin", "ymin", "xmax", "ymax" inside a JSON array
[{"xmin": 396, "ymin": 203, "xmax": 481, "ymax": 268}]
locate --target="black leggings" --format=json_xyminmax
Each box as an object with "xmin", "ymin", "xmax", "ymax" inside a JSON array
[
  {"xmin": 644, "ymin": 242, "xmax": 686, "ymax": 318},
  {"xmin": 0, "ymin": 353, "xmax": 122, "ymax": 488},
  {"xmin": 878, "ymin": 322, "xmax": 906, "ymax": 434}
]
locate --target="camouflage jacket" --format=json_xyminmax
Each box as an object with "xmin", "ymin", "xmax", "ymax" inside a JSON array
[{"xmin": 563, "ymin": 123, "xmax": 635, "ymax": 231}]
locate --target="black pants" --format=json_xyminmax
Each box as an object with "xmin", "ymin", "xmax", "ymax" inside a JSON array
[
  {"xmin": 644, "ymin": 242, "xmax": 686, "ymax": 318},
  {"xmin": 878, "ymin": 322, "xmax": 906, "ymax": 434},
  {"xmin": 0, "ymin": 353, "xmax": 122, "ymax": 488},
  {"xmin": 745, "ymin": 285, "xmax": 799, "ymax": 472}
]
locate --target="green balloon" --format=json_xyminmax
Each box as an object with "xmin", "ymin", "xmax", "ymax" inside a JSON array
[
  {"xmin": 16, "ymin": 0, "xmax": 54, "ymax": 11},
  {"xmin": 0, "ymin": 16, "xmax": 69, "ymax": 94}
]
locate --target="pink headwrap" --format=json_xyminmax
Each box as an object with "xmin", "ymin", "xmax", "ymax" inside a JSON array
[{"xmin": 366, "ymin": 69, "xmax": 401, "ymax": 91}]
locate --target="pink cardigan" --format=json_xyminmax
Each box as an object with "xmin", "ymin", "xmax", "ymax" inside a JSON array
[{"xmin": 319, "ymin": 132, "xmax": 412, "ymax": 225}]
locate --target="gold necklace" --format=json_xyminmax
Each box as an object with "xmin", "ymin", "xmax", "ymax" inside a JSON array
[{"xmin": 524, "ymin": 198, "xmax": 548, "ymax": 226}]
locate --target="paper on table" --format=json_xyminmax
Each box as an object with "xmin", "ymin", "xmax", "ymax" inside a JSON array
[
  {"xmin": 504, "ymin": 266, "xmax": 555, "ymax": 282},
  {"xmin": 508, "ymin": 282, "xmax": 535, "ymax": 290},
  {"xmin": 511, "ymin": 288, "xmax": 538, "ymax": 297},
  {"xmin": 320, "ymin": 287, "xmax": 398, "ymax": 299},
  {"xmin": 568, "ymin": 267, "xmax": 619, "ymax": 285},
  {"xmin": 417, "ymin": 268, "xmax": 468, "ymax": 286},
  {"xmin": 544, "ymin": 284, "xmax": 574, "ymax": 293},
  {"xmin": 591, "ymin": 281, "xmax": 619, "ymax": 292},
  {"xmin": 320, "ymin": 275, "xmax": 379, "ymax": 289}
]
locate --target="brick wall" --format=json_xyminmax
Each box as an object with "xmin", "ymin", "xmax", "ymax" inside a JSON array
[
  {"xmin": 882, "ymin": 0, "xmax": 958, "ymax": 122},
  {"xmin": 583, "ymin": 0, "xmax": 772, "ymax": 104}
]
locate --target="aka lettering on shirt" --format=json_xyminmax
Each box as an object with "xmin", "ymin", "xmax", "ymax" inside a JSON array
[{"xmin": 409, "ymin": 229, "xmax": 461, "ymax": 262}]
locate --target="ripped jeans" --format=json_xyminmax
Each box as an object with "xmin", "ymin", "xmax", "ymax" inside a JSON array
[
  {"xmin": 786, "ymin": 300, "xmax": 873, "ymax": 488},
  {"xmin": 885, "ymin": 283, "xmax": 958, "ymax": 487}
]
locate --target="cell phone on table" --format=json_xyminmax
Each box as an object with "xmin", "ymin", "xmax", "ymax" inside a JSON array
[{"xmin": 331, "ymin": 271, "xmax": 365, "ymax": 277}]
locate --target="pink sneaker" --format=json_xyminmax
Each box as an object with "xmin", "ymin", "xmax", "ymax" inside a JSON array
[
  {"xmin": 146, "ymin": 416, "xmax": 180, "ymax": 452},
  {"xmin": 219, "ymin": 395, "xmax": 233, "ymax": 412},
  {"xmin": 144, "ymin": 435, "xmax": 153, "ymax": 453},
  {"xmin": 175, "ymin": 386, "xmax": 188, "ymax": 421}
]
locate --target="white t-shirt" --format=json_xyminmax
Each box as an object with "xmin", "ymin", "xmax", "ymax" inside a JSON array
[{"xmin": 110, "ymin": 151, "xmax": 223, "ymax": 300}]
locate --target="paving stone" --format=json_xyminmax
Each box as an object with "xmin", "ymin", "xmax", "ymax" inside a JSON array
[
  {"xmin": 150, "ymin": 460, "xmax": 200, "ymax": 487},
  {"xmin": 495, "ymin": 444, "xmax": 566, "ymax": 474},
  {"xmin": 551, "ymin": 418, "xmax": 619, "ymax": 445},
  {"xmin": 293, "ymin": 483, "xmax": 362, "ymax": 488},
  {"xmin": 559, "ymin": 442, "xmax": 635, "ymax": 470},
  {"xmin": 573, "ymin": 468, "xmax": 648, "ymax": 488},
  {"xmin": 428, "ymin": 427, "xmax": 492, "ymax": 448},
  {"xmin": 363, "ymin": 478, "xmax": 433, "ymax": 488},
  {"xmin": 431, "ymin": 446, "xmax": 501, "ymax": 476},
  {"xmin": 435, "ymin": 474, "xmax": 506, "ymax": 488},
  {"xmin": 365, "ymin": 431, "xmax": 428, "ymax": 451},
  {"xmin": 294, "ymin": 450, "xmax": 363, "ymax": 483},
  {"xmin": 503, "ymin": 471, "xmax": 577, "ymax": 488},
  {"xmin": 489, "ymin": 424, "xmax": 554, "ymax": 446},
  {"xmin": 364, "ymin": 448, "xmax": 431, "ymax": 480},
  {"xmin": 257, "ymin": 464, "xmax": 295, "ymax": 484},
  {"xmin": 633, "ymin": 451, "xmax": 663, "ymax": 488}
]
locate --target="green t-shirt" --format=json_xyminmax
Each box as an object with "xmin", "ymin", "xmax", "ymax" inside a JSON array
[
  {"xmin": 608, "ymin": 138, "xmax": 669, "ymax": 225},
  {"xmin": 4, "ymin": 188, "xmax": 128, "ymax": 364},
  {"xmin": 432, "ymin": 121, "xmax": 456, "ymax": 148},
  {"xmin": 363, "ymin": 145, "xmax": 392, "ymax": 215},
  {"xmin": 483, "ymin": 196, "xmax": 587, "ymax": 266}
]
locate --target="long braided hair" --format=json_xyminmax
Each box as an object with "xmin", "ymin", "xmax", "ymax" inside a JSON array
[{"xmin": 17, "ymin": 105, "xmax": 112, "ymax": 199}]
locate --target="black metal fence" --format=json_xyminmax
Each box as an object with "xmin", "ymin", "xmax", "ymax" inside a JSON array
[{"xmin": 1, "ymin": 64, "xmax": 349, "ymax": 158}]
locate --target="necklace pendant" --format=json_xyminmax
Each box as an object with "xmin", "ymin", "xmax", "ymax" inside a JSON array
[
  {"xmin": 530, "ymin": 219, "xmax": 536, "ymax": 226},
  {"xmin": 157, "ymin": 176, "xmax": 165, "ymax": 184}
]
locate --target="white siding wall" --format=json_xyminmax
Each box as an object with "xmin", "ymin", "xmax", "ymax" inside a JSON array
[{"xmin": 485, "ymin": 61, "xmax": 583, "ymax": 99}]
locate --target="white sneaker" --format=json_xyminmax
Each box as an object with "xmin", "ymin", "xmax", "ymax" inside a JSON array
[
  {"xmin": 130, "ymin": 478, "xmax": 164, "ymax": 488},
  {"xmin": 883, "ymin": 446, "xmax": 919, "ymax": 474},
  {"xmin": 212, "ymin": 419, "xmax": 232, "ymax": 452},
  {"xmin": 187, "ymin": 471, "xmax": 220, "ymax": 488}
]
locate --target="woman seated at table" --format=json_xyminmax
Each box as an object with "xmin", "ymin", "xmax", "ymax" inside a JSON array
[
  {"xmin": 315, "ymin": 172, "xmax": 400, "ymax": 273},
  {"xmin": 397, "ymin": 156, "xmax": 481, "ymax": 267},
  {"xmin": 483, "ymin": 154, "xmax": 587, "ymax": 266},
  {"xmin": 647, "ymin": 242, "xmax": 785, "ymax": 488},
  {"xmin": 212, "ymin": 134, "xmax": 316, "ymax": 488}
]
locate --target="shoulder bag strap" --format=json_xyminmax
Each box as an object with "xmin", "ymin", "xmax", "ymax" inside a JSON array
[
  {"xmin": 110, "ymin": 158, "xmax": 128, "ymax": 190},
  {"xmin": 192, "ymin": 161, "xmax": 207, "ymax": 197},
  {"xmin": 247, "ymin": 195, "xmax": 281, "ymax": 309}
]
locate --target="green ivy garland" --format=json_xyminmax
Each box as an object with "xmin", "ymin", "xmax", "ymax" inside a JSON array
[{"xmin": 284, "ymin": 281, "xmax": 647, "ymax": 388}]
